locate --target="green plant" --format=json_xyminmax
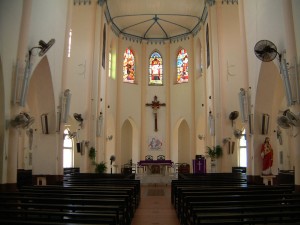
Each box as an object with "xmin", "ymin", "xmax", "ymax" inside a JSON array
[
  {"xmin": 95, "ymin": 161, "xmax": 107, "ymax": 173},
  {"xmin": 206, "ymin": 145, "xmax": 223, "ymax": 159},
  {"xmin": 88, "ymin": 147, "xmax": 96, "ymax": 162}
]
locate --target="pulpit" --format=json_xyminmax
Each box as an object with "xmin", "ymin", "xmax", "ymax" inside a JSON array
[{"xmin": 193, "ymin": 158, "xmax": 206, "ymax": 174}]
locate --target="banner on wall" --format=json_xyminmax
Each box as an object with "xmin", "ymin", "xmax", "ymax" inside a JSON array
[{"xmin": 148, "ymin": 136, "xmax": 163, "ymax": 150}]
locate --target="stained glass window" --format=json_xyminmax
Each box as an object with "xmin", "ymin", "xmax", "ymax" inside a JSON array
[
  {"xmin": 177, "ymin": 49, "xmax": 188, "ymax": 83},
  {"xmin": 123, "ymin": 48, "xmax": 135, "ymax": 83},
  {"xmin": 149, "ymin": 51, "xmax": 163, "ymax": 85}
]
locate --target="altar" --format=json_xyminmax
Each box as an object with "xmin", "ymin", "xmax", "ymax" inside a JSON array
[
  {"xmin": 138, "ymin": 160, "xmax": 173, "ymax": 175},
  {"xmin": 136, "ymin": 160, "xmax": 176, "ymax": 185}
]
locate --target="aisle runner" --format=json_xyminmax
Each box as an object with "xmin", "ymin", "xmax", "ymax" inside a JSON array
[{"xmin": 147, "ymin": 188, "xmax": 165, "ymax": 196}]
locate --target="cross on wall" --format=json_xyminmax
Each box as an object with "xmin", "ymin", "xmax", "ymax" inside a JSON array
[{"xmin": 145, "ymin": 96, "xmax": 166, "ymax": 132}]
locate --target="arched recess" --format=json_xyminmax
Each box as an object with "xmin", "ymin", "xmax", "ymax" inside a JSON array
[
  {"xmin": 105, "ymin": 113, "xmax": 115, "ymax": 165},
  {"xmin": 26, "ymin": 56, "xmax": 57, "ymax": 175},
  {"xmin": 0, "ymin": 56, "xmax": 6, "ymax": 183},
  {"xmin": 120, "ymin": 117, "xmax": 139, "ymax": 166},
  {"xmin": 253, "ymin": 61, "xmax": 286, "ymax": 175},
  {"xmin": 172, "ymin": 118, "xmax": 191, "ymax": 165}
]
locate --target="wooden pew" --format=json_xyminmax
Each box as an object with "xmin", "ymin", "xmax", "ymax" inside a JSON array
[
  {"xmin": 0, "ymin": 194, "xmax": 127, "ymax": 225},
  {"xmin": 1, "ymin": 173, "xmax": 141, "ymax": 225},
  {"xmin": 62, "ymin": 175, "xmax": 140, "ymax": 205},
  {"xmin": 0, "ymin": 208, "xmax": 118, "ymax": 225},
  {"xmin": 176, "ymin": 185, "xmax": 294, "ymax": 214},
  {"xmin": 178, "ymin": 189, "xmax": 300, "ymax": 225},
  {"xmin": 171, "ymin": 173, "xmax": 249, "ymax": 204},
  {"xmin": 189, "ymin": 203, "xmax": 300, "ymax": 225}
]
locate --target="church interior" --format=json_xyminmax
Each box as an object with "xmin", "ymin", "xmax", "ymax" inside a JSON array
[{"xmin": 1, "ymin": 0, "xmax": 300, "ymax": 224}]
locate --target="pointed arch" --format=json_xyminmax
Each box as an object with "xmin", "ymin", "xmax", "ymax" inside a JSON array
[
  {"xmin": 121, "ymin": 117, "xmax": 139, "ymax": 165},
  {"xmin": 176, "ymin": 48, "xmax": 189, "ymax": 83},
  {"xmin": 171, "ymin": 117, "xmax": 191, "ymax": 165},
  {"xmin": 149, "ymin": 50, "xmax": 163, "ymax": 85}
]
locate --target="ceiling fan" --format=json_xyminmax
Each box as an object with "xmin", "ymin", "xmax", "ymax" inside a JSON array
[{"xmin": 10, "ymin": 112, "xmax": 35, "ymax": 129}]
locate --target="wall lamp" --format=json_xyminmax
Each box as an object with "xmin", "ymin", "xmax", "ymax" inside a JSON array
[
  {"xmin": 197, "ymin": 134, "xmax": 205, "ymax": 140},
  {"xmin": 107, "ymin": 135, "xmax": 113, "ymax": 141}
]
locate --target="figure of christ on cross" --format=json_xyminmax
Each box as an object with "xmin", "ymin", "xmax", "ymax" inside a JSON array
[{"xmin": 145, "ymin": 96, "xmax": 166, "ymax": 132}]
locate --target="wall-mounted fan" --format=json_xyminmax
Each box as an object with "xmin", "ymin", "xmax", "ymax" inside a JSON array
[
  {"xmin": 277, "ymin": 109, "xmax": 300, "ymax": 129},
  {"xmin": 11, "ymin": 112, "xmax": 35, "ymax": 129},
  {"xmin": 67, "ymin": 130, "xmax": 77, "ymax": 139},
  {"xmin": 74, "ymin": 113, "xmax": 84, "ymax": 128},
  {"xmin": 229, "ymin": 111, "xmax": 239, "ymax": 127},
  {"xmin": 110, "ymin": 155, "xmax": 116, "ymax": 165},
  {"xmin": 254, "ymin": 40, "xmax": 279, "ymax": 62},
  {"xmin": 285, "ymin": 110, "xmax": 300, "ymax": 127},
  {"xmin": 233, "ymin": 129, "xmax": 243, "ymax": 139}
]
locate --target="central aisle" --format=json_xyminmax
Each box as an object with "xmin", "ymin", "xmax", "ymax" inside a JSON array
[{"xmin": 131, "ymin": 184, "xmax": 180, "ymax": 225}]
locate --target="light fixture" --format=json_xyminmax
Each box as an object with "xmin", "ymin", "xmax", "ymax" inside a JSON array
[
  {"xmin": 107, "ymin": 135, "xmax": 113, "ymax": 141},
  {"xmin": 197, "ymin": 134, "xmax": 205, "ymax": 140},
  {"xmin": 209, "ymin": 111, "xmax": 215, "ymax": 136},
  {"xmin": 19, "ymin": 39, "xmax": 55, "ymax": 106},
  {"xmin": 238, "ymin": 88, "xmax": 249, "ymax": 122},
  {"xmin": 62, "ymin": 89, "xmax": 71, "ymax": 123},
  {"xmin": 96, "ymin": 112, "xmax": 103, "ymax": 137}
]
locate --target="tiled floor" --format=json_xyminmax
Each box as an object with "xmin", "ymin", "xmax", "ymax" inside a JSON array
[{"xmin": 131, "ymin": 184, "xmax": 180, "ymax": 225}]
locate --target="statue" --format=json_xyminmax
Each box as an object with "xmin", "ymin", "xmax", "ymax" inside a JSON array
[{"xmin": 260, "ymin": 137, "xmax": 273, "ymax": 175}]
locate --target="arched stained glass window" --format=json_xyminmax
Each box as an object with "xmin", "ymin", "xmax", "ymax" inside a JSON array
[
  {"xmin": 177, "ymin": 49, "xmax": 189, "ymax": 83},
  {"xmin": 149, "ymin": 51, "xmax": 163, "ymax": 85},
  {"xmin": 123, "ymin": 48, "xmax": 135, "ymax": 83}
]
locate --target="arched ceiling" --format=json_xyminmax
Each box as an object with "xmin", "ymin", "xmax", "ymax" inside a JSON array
[{"xmin": 104, "ymin": 0, "xmax": 208, "ymax": 42}]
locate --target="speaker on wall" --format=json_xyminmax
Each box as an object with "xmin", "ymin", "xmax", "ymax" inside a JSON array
[{"xmin": 262, "ymin": 113, "xmax": 270, "ymax": 135}]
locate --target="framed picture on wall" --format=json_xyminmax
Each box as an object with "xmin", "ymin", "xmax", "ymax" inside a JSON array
[{"xmin": 148, "ymin": 136, "xmax": 163, "ymax": 150}]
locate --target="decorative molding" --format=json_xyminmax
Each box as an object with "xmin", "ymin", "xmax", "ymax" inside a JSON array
[
  {"xmin": 97, "ymin": 0, "xmax": 105, "ymax": 6},
  {"xmin": 74, "ymin": 0, "xmax": 91, "ymax": 5},
  {"xmin": 206, "ymin": 0, "xmax": 216, "ymax": 6},
  {"xmin": 221, "ymin": 0, "xmax": 238, "ymax": 4}
]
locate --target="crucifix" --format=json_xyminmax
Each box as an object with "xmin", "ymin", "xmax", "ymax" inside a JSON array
[{"xmin": 145, "ymin": 95, "xmax": 166, "ymax": 132}]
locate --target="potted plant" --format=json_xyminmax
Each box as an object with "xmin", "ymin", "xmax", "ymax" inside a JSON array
[
  {"xmin": 206, "ymin": 145, "xmax": 223, "ymax": 159},
  {"xmin": 95, "ymin": 161, "xmax": 107, "ymax": 173},
  {"xmin": 88, "ymin": 147, "xmax": 96, "ymax": 162},
  {"xmin": 206, "ymin": 145, "xmax": 223, "ymax": 172}
]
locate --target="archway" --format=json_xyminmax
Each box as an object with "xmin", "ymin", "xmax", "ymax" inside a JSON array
[
  {"xmin": 254, "ymin": 61, "xmax": 286, "ymax": 175},
  {"xmin": 178, "ymin": 119, "xmax": 191, "ymax": 165},
  {"xmin": 26, "ymin": 56, "xmax": 57, "ymax": 175}
]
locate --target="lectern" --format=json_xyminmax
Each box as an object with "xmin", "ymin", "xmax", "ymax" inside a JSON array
[{"xmin": 193, "ymin": 157, "xmax": 206, "ymax": 174}]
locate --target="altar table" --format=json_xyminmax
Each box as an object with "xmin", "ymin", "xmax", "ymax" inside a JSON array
[{"xmin": 138, "ymin": 160, "xmax": 173, "ymax": 175}]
